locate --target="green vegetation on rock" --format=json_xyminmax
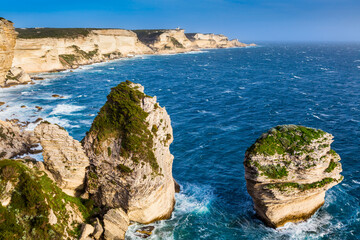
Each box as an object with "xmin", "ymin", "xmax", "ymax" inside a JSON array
[
  {"xmin": 246, "ymin": 125, "xmax": 326, "ymax": 156},
  {"xmin": 71, "ymin": 45, "xmax": 99, "ymax": 60},
  {"xmin": 59, "ymin": 54, "xmax": 79, "ymax": 66},
  {"xmin": 0, "ymin": 159, "xmax": 96, "ymax": 240},
  {"xmin": 16, "ymin": 28, "xmax": 95, "ymax": 39},
  {"xmin": 325, "ymin": 160, "xmax": 338, "ymax": 173},
  {"xmin": 266, "ymin": 177, "xmax": 338, "ymax": 191},
  {"xmin": 117, "ymin": 164, "xmax": 133, "ymax": 173},
  {"xmin": 246, "ymin": 160, "xmax": 288, "ymax": 179},
  {"xmin": 133, "ymin": 29, "xmax": 168, "ymax": 44},
  {"xmin": 88, "ymin": 80, "xmax": 159, "ymax": 171},
  {"xmin": 170, "ymin": 37, "xmax": 184, "ymax": 48}
]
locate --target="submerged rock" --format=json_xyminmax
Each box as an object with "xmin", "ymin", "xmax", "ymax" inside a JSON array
[
  {"xmin": 82, "ymin": 80, "xmax": 175, "ymax": 224},
  {"xmin": 34, "ymin": 122, "xmax": 90, "ymax": 196},
  {"xmin": 244, "ymin": 125, "xmax": 343, "ymax": 228}
]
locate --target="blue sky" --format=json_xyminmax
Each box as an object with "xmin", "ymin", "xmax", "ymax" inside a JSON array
[{"xmin": 1, "ymin": 0, "xmax": 359, "ymax": 41}]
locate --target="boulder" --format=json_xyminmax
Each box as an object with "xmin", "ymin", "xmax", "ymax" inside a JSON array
[
  {"xmin": 80, "ymin": 224, "xmax": 95, "ymax": 240},
  {"xmin": 5, "ymin": 66, "xmax": 32, "ymax": 86},
  {"xmin": 82, "ymin": 81, "xmax": 175, "ymax": 224},
  {"xmin": 48, "ymin": 209, "xmax": 58, "ymax": 225},
  {"xmin": 0, "ymin": 120, "xmax": 34, "ymax": 159},
  {"xmin": 34, "ymin": 122, "xmax": 90, "ymax": 196},
  {"xmin": 244, "ymin": 125, "xmax": 343, "ymax": 228},
  {"xmin": 103, "ymin": 208, "xmax": 129, "ymax": 240},
  {"xmin": 93, "ymin": 218, "xmax": 104, "ymax": 240}
]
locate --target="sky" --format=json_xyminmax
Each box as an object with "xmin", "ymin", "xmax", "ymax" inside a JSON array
[{"xmin": 1, "ymin": 0, "xmax": 359, "ymax": 42}]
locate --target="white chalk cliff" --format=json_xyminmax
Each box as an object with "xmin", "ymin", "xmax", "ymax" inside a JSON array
[{"xmin": 0, "ymin": 18, "xmax": 17, "ymax": 86}]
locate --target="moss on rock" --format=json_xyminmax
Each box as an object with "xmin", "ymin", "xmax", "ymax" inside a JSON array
[
  {"xmin": 88, "ymin": 80, "xmax": 159, "ymax": 171},
  {"xmin": 0, "ymin": 159, "xmax": 96, "ymax": 240},
  {"xmin": 266, "ymin": 177, "xmax": 340, "ymax": 192},
  {"xmin": 246, "ymin": 125, "xmax": 326, "ymax": 156}
]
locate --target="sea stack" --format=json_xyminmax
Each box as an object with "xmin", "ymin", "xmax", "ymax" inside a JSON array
[
  {"xmin": 244, "ymin": 125, "xmax": 343, "ymax": 228},
  {"xmin": 82, "ymin": 81, "xmax": 175, "ymax": 230}
]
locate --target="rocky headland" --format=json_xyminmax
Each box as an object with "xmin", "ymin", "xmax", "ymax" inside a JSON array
[
  {"xmin": 0, "ymin": 17, "xmax": 255, "ymax": 88},
  {"xmin": 244, "ymin": 125, "xmax": 343, "ymax": 228},
  {"xmin": 0, "ymin": 81, "xmax": 176, "ymax": 239}
]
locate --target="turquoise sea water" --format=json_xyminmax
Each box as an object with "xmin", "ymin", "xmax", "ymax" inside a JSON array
[{"xmin": 0, "ymin": 43, "xmax": 359, "ymax": 239}]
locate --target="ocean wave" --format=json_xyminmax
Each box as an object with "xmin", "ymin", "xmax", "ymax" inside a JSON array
[
  {"xmin": 312, "ymin": 114, "xmax": 321, "ymax": 120},
  {"xmin": 50, "ymin": 104, "xmax": 86, "ymax": 115},
  {"xmin": 182, "ymin": 50, "xmax": 209, "ymax": 55},
  {"xmin": 126, "ymin": 183, "xmax": 214, "ymax": 240}
]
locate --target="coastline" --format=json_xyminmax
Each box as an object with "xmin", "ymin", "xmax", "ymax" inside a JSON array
[{"xmin": 28, "ymin": 46, "xmax": 255, "ymax": 84}]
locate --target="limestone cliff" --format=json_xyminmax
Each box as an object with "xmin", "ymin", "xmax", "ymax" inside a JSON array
[
  {"xmin": 82, "ymin": 81, "xmax": 175, "ymax": 226},
  {"xmin": 186, "ymin": 33, "xmax": 255, "ymax": 48},
  {"xmin": 13, "ymin": 28, "xmax": 153, "ymax": 73},
  {"xmin": 244, "ymin": 125, "xmax": 343, "ymax": 228},
  {"xmin": 34, "ymin": 122, "xmax": 90, "ymax": 197},
  {"xmin": 135, "ymin": 29, "xmax": 198, "ymax": 53},
  {"xmin": 0, "ymin": 18, "xmax": 17, "ymax": 86}
]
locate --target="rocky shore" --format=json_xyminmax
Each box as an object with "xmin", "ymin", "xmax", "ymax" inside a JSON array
[
  {"xmin": 244, "ymin": 125, "xmax": 343, "ymax": 228},
  {"xmin": 0, "ymin": 18, "xmax": 255, "ymax": 88},
  {"xmin": 0, "ymin": 81, "xmax": 177, "ymax": 239}
]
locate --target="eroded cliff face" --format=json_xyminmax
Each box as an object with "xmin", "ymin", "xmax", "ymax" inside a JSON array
[
  {"xmin": 244, "ymin": 125, "xmax": 343, "ymax": 228},
  {"xmin": 186, "ymin": 33, "xmax": 255, "ymax": 48},
  {"xmin": 0, "ymin": 18, "xmax": 17, "ymax": 86},
  {"xmin": 135, "ymin": 29, "xmax": 198, "ymax": 53},
  {"xmin": 82, "ymin": 81, "xmax": 175, "ymax": 225},
  {"xmin": 0, "ymin": 120, "xmax": 34, "ymax": 159},
  {"xmin": 12, "ymin": 29, "xmax": 153, "ymax": 73},
  {"xmin": 34, "ymin": 122, "xmax": 90, "ymax": 197}
]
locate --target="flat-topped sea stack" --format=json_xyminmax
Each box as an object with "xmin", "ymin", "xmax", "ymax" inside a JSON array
[{"xmin": 244, "ymin": 125, "xmax": 343, "ymax": 228}]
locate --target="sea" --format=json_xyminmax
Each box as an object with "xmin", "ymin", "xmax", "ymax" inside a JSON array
[{"xmin": 0, "ymin": 43, "xmax": 359, "ymax": 240}]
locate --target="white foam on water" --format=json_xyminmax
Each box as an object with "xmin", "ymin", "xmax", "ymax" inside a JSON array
[
  {"xmin": 43, "ymin": 116, "xmax": 71, "ymax": 128},
  {"xmin": 222, "ymin": 90, "xmax": 233, "ymax": 93},
  {"xmin": 50, "ymin": 104, "xmax": 86, "ymax": 115},
  {"xmin": 181, "ymin": 50, "xmax": 209, "ymax": 55},
  {"xmin": 312, "ymin": 114, "xmax": 321, "ymax": 120},
  {"xmin": 293, "ymin": 75, "xmax": 302, "ymax": 79},
  {"xmin": 197, "ymin": 110, "xmax": 217, "ymax": 116},
  {"xmin": 126, "ymin": 183, "xmax": 214, "ymax": 240}
]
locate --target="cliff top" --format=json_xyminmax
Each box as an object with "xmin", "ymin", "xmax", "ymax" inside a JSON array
[
  {"xmin": 15, "ymin": 28, "xmax": 127, "ymax": 39},
  {"xmin": 133, "ymin": 29, "xmax": 180, "ymax": 44},
  {"xmin": 246, "ymin": 125, "xmax": 327, "ymax": 156},
  {"xmin": 0, "ymin": 17, "xmax": 13, "ymax": 24}
]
